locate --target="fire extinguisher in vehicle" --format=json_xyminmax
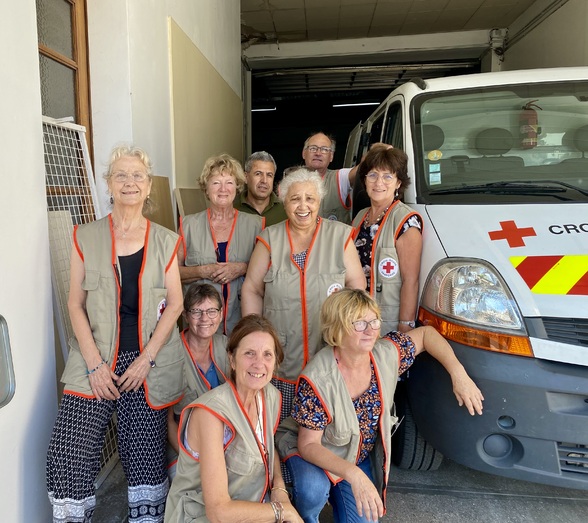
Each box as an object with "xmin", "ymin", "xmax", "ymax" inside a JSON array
[{"xmin": 520, "ymin": 100, "xmax": 542, "ymax": 149}]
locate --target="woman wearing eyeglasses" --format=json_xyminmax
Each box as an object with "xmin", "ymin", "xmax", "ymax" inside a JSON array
[
  {"xmin": 47, "ymin": 145, "xmax": 184, "ymax": 521},
  {"xmin": 178, "ymin": 154, "xmax": 263, "ymax": 335},
  {"xmin": 352, "ymin": 146, "xmax": 423, "ymax": 335},
  {"xmin": 167, "ymin": 283, "xmax": 229, "ymax": 477},
  {"xmin": 277, "ymin": 289, "xmax": 483, "ymax": 523}
]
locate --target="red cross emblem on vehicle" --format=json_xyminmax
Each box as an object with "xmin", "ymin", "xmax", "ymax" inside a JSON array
[
  {"xmin": 488, "ymin": 220, "xmax": 537, "ymax": 248},
  {"xmin": 378, "ymin": 257, "xmax": 398, "ymax": 279}
]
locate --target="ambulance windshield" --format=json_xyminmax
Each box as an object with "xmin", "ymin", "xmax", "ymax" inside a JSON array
[{"xmin": 414, "ymin": 81, "xmax": 588, "ymax": 203}]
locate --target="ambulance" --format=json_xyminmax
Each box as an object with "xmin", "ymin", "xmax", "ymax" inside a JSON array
[{"xmin": 346, "ymin": 67, "xmax": 588, "ymax": 489}]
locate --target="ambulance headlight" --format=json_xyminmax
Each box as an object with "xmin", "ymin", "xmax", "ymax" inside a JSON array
[{"xmin": 421, "ymin": 259, "xmax": 525, "ymax": 332}]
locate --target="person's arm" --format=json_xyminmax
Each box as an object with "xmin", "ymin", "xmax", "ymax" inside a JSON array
[
  {"xmin": 241, "ymin": 241, "xmax": 270, "ymax": 316},
  {"xmin": 67, "ymin": 246, "xmax": 120, "ymax": 400},
  {"xmin": 177, "ymin": 241, "xmax": 216, "ymax": 284},
  {"xmin": 209, "ymin": 261, "xmax": 248, "ymax": 284},
  {"xmin": 190, "ymin": 408, "xmax": 301, "ymax": 523},
  {"xmin": 269, "ymin": 451, "xmax": 302, "ymax": 522},
  {"xmin": 343, "ymin": 236, "xmax": 367, "ymax": 290},
  {"xmin": 395, "ymin": 226, "xmax": 422, "ymax": 333},
  {"xmin": 119, "ymin": 253, "xmax": 184, "ymax": 392},
  {"xmin": 167, "ymin": 408, "xmax": 180, "ymax": 453},
  {"xmin": 297, "ymin": 427, "xmax": 383, "ymax": 522},
  {"xmin": 406, "ymin": 326, "xmax": 484, "ymax": 415}
]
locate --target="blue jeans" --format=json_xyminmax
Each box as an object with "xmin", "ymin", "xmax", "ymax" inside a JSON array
[{"xmin": 286, "ymin": 455, "xmax": 377, "ymax": 523}]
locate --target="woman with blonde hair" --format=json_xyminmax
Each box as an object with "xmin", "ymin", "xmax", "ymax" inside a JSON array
[
  {"xmin": 179, "ymin": 154, "xmax": 263, "ymax": 334},
  {"xmin": 277, "ymin": 288, "xmax": 483, "ymax": 522}
]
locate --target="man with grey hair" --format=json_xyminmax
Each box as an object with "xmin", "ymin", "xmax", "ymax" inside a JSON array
[
  {"xmin": 234, "ymin": 151, "xmax": 287, "ymax": 226},
  {"xmin": 302, "ymin": 131, "xmax": 355, "ymax": 224}
]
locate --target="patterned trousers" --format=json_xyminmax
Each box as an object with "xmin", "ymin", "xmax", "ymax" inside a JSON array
[{"xmin": 46, "ymin": 350, "xmax": 168, "ymax": 523}]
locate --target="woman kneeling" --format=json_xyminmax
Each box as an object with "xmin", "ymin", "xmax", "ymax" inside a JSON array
[
  {"xmin": 165, "ymin": 314, "xmax": 302, "ymax": 523},
  {"xmin": 277, "ymin": 289, "xmax": 484, "ymax": 523}
]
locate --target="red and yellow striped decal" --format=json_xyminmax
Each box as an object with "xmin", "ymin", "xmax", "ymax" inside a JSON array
[{"xmin": 510, "ymin": 255, "xmax": 588, "ymax": 295}]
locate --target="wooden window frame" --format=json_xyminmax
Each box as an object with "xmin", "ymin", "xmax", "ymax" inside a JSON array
[{"xmin": 38, "ymin": 0, "xmax": 92, "ymax": 162}]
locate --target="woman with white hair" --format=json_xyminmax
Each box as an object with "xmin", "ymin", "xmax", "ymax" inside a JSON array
[{"xmin": 241, "ymin": 167, "xmax": 365, "ymax": 419}]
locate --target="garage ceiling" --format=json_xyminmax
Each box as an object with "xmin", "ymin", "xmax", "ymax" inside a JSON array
[{"xmin": 241, "ymin": 0, "xmax": 564, "ymax": 106}]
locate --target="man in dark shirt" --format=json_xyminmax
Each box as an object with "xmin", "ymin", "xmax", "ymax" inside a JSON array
[{"xmin": 234, "ymin": 151, "xmax": 286, "ymax": 226}]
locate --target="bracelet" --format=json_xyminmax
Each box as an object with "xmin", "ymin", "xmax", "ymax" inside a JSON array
[
  {"xmin": 275, "ymin": 501, "xmax": 284, "ymax": 523},
  {"xmin": 270, "ymin": 501, "xmax": 283, "ymax": 523},
  {"xmin": 271, "ymin": 486, "xmax": 290, "ymax": 499},
  {"xmin": 87, "ymin": 360, "xmax": 106, "ymax": 375},
  {"xmin": 398, "ymin": 320, "xmax": 416, "ymax": 328},
  {"xmin": 144, "ymin": 347, "xmax": 156, "ymax": 368}
]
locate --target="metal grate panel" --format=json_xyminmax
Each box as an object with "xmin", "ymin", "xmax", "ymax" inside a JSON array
[
  {"xmin": 543, "ymin": 317, "xmax": 588, "ymax": 348},
  {"xmin": 558, "ymin": 443, "xmax": 588, "ymax": 476},
  {"xmin": 43, "ymin": 117, "xmax": 116, "ymax": 480}
]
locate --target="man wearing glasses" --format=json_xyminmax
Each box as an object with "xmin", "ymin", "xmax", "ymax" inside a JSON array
[{"xmin": 302, "ymin": 132, "xmax": 355, "ymax": 224}]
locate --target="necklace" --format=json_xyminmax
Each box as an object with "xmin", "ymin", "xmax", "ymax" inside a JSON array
[
  {"xmin": 113, "ymin": 219, "xmax": 143, "ymax": 238},
  {"xmin": 364, "ymin": 205, "xmax": 389, "ymax": 228},
  {"xmin": 254, "ymin": 392, "xmax": 268, "ymax": 460}
]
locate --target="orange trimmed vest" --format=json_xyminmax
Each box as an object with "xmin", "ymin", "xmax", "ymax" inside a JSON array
[
  {"xmin": 319, "ymin": 168, "xmax": 351, "ymax": 224},
  {"xmin": 61, "ymin": 215, "xmax": 184, "ymax": 408},
  {"xmin": 164, "ymin": 381, "xmax": 281, "ymax": 523},
  {"xmin": 257, "ymin": 219, "xmax": 353, "ymax": 382},
  {"xmin": 352, "ymin": 201, "xmax": 422, "ymax": 333},
  {"xmin": 180, "ymin": 209, "xmax": 263, "ymax": 334},
  {"xmin": 276, "ymin": 340, "xmax": 399, "ymax": 509},
  {"xmin": 174, "ymin": 331, "xmax": 230, "ymax": 416}
]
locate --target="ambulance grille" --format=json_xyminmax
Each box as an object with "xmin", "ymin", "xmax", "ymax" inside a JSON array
[
  {"xmin": 558, "ymin": 443, "xmax": 588, "ymax": 476},
  {"xmin": 543, "ymin": 317, "xmax": 588, "ymax": 348}
]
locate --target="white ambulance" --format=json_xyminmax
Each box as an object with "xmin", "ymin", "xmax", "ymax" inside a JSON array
[{"xmin": 346, "ymin": 67, "xmax": 588, "ymax": 489}]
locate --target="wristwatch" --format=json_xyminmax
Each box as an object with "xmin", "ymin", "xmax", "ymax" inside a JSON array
[{"xmin": 398, "ymin": 320, "xmax": 416, "ymax": 328}]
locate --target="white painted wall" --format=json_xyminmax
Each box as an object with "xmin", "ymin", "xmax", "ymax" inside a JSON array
[
  {"xmin": 0, "ymin": 1, "xmax": 57, "ymax": 521},
  {"xmin": 504, "ymin": 0, "xmax": 588, "ymax": 70},
  {"xmin": 87, "ymin": 0, "xmax": 241, "ymax": 213}
]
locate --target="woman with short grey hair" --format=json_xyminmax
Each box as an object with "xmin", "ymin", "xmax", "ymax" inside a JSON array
[{"xmin": 241, "ymin": 167, "xmax": 365, "ymax": 421}]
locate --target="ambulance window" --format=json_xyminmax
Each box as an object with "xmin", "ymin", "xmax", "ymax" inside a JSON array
[
  {"xmin": 383, "ymin": 102, "xmax": 403, "ymax": 149},
  {"xmin": 368, "ymin": 112, "xmax": 385, "ymax": 146},
  {"xmin": 0, "ymin": 315, "xmax": 15, "ymax": 408}
]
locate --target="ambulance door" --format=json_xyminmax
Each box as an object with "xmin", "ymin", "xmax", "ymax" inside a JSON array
[{"xmin": 344, "ymin": 121, "xmax": 364, "ymax": 167}]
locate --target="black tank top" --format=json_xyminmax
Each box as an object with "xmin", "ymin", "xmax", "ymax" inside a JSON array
[{"xmin": 118, "ymin": 247, "xmax": 144, "ymax": 352}]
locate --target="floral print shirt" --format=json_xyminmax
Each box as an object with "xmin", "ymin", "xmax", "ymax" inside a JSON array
[
  {"xmin": 291, "ymin": 332, "xmax": 416, "ymax": 464},
  {"xmin": 355, "ymin": 214, "xmax": 422, "ymax": 289}
]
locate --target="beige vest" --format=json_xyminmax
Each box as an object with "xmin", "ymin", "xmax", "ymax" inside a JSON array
[
  {"xmin": 174, "ymin": 331, "xmax": 230, "ymax": 415},
  {"xmin": 181, "ymin": 210, "xmax": 263, "ymax": 334},
  {"xmin": 258, "ymin": 219, "xmax": 352, "ymax": 382},
  {"xmin": 276, "ymin": 340, "xmax": 399, "ymax": 506},
  {"xmin": 319, "ymin": 168, "xmax": 351, "ymax": 224},
  {"xmin": 352, "ymin": 201, "xmax": 422, "ymax": 333},
  {"xmin": 61, "ymin": 215, "xmax": 184, "ymax": 408},
  {"xmin": 164, "ymin": 382, "xmax": 281, "ymax": 523}
]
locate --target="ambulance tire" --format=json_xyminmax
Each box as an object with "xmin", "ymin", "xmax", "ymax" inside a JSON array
[{"xmin": 392, "ymin": 384, "xmax": 444, "ymax": 471}]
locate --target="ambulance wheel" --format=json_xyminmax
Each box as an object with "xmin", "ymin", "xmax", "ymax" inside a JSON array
[{"xmin": 392, "ymin": 383, "xmax": 444, "ymax": 471}]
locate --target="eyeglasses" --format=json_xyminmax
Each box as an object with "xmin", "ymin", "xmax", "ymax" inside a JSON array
[
  {"xmin": 112, "ymin": 171, "xmax": 149, "ymax": 183},
  {"xmin": 305, "ymin": 145, "xmax": 333, "ymax": 154},
  {"xmin": 187, "ymin": 307, "xmax": 221, "ymax": 319},
  {"xmin": 352, "ymin": 318, "xmax": 382, "ymax": 332},
  {"xmin": 365, "ymin": 172, "xmax": 396, "ymax": 184}
]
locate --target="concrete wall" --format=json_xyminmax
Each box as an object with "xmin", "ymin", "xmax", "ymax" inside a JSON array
[
  {"xmin": 87, "ymin": 0, "xmax": 242, "ymax": 215},
  {"xmin": 504, "ymin": 0, "xmax": 588, "ymax": 70},
  {"xmin": 0, "ymin": 1, "xmax": 57, "ymax": 521}
]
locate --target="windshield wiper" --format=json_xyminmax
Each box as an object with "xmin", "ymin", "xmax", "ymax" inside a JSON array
[{"xmin": 428, "ymin": 180, "xmax": 585, "ymax": 199}]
